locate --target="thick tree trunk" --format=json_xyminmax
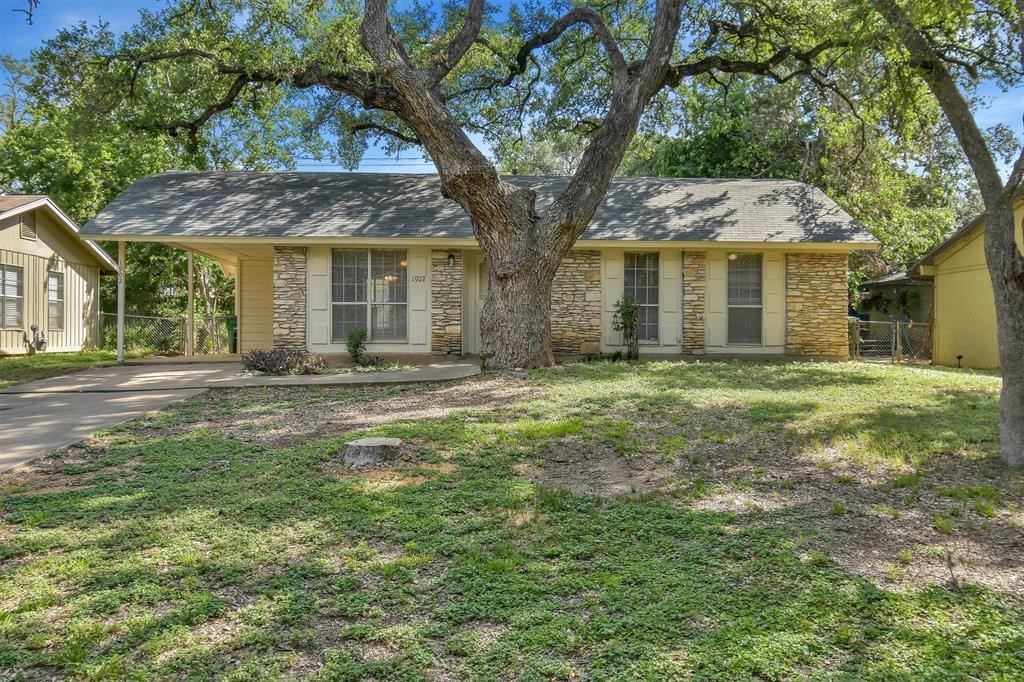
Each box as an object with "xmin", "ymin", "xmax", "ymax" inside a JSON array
[
  {"xmin": 986, "ymin": 202, "xmax": 1024, "ymax": 467},
  {"xmin": 479, "ymin": 261, "xmax": 555, "ymax": 369},
  {"xmin": 871, "ymin": 0, "xmax": 1024, "ymax": 467}
]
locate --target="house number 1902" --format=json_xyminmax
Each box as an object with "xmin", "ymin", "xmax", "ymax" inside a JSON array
[{"xmin": 411, "ymin": 275, "xmax": 426, "ymax": 283}]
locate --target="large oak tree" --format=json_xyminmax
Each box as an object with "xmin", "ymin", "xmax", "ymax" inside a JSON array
[
  {"xmin": 867, "ymin": 0, "xmax": 1024, "ymax": 467},
  {"xmin": 42, "ymin": 0, "xmax": 840, "ymax": 369}
]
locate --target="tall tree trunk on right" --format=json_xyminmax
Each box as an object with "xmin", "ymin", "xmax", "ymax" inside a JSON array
[
  {"xmin": 986, "ymin": 198, "xmax": 1024, "ymax": 467},
  {"xmin": 872, "ymin": 0, "xmax": 1024, "ymax": 466}
]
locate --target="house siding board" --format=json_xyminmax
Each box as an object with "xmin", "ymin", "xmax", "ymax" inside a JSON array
[
  {"xmin": 784, "ymin": 252, "xmax": 848, "ymax": 358},
  {"xmin": 0, "ymin": 208, "xmax": 101, "ymax": 354},
  {"xmin": 238, "ymin": 258, "xmax": 273, "ymax": 352}
]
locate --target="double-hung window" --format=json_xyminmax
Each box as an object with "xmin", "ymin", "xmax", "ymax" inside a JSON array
[
  {"xmin": 727, "ymin": 253, "xmax": 763, "ymax": 345},
  {"xmin": 331, "ymin": 249, "xmax": 408, "ymax": 343},
  {"xmin": 624, "ymin": 252, "xmax": 659, "ymax": 343},
  {"xmin": 0, "ymin": 264, "xmax": 24, "ymax": 330},
  {"xmin": 48, "ymin": 272, "xmax": 65, "ymax": 331}
]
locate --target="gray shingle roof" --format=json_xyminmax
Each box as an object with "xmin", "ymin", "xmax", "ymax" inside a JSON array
[{"xmin": 82, "ymin": 171, "xmax": 876, "ymax": 244}]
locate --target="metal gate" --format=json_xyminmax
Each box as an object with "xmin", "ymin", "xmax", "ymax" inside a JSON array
[{"xmin": 849, "ymin": 318, "xmax": 932, "ymax": 363}]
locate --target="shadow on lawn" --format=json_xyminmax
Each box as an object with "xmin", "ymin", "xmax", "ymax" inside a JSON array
[
  {"xmin": 2, "ymin": 430, "xmax": 1019, "ymax": 679},
  {"xmin": 0, "ymin": 365, "xmax": 1018, "ymax": 679},
  {"xmin": 548, "ymin": 358, "xmax": 887, "ymax": 391}
]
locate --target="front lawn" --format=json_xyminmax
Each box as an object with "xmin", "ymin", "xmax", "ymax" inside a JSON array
[
  {"xmin": 0, "ymin": 361, "xmax": 1021, "ymax": 679},
  {"xmin": 0, "ymin": 350, "xmax": 124, "ymax": 389}
]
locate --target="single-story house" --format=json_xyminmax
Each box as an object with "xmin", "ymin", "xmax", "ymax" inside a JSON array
[
  {"xmin": 908, "ymin": 198, "xmax": 1024, "ymax": 369},
  {"xmin": 0, "ymin": 195, "xmax": 117, "ymax": 355},
  {"xmin": 81, "ymin": 172, "xmax": 877, "ymax": 359},
  {"xmin": 857, "ymin": 270, "xmax": 933, "ymax": 324}
]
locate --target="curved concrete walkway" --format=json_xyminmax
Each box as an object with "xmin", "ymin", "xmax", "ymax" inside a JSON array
[{"xmin": 0, "ymin": 361, "xmax": 479, "ymax": 473}]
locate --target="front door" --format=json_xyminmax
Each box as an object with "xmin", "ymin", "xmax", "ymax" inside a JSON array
[{"xmin": 463, "ymin": 253, "xmax": 487, "ymax": 355}]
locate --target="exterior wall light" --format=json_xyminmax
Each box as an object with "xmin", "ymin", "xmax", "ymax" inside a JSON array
[{"xmin": 447, "ymin": 252, "xmax": 457, "ymax": 267}]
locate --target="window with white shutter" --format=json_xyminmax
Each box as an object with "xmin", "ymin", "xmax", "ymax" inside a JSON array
[
  {"xmin": 48, "ymin": 271, "xmax": 64, "ymax": 331},
  {"xmin": 0, "ymin": 265, "xmax": 24, "ymax": 329}
]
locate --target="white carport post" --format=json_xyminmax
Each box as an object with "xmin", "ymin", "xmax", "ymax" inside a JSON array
[
  {"xmin": 116, "ymin": 241, "xmax": 125, "ymax": 364},
  {"xmin": 185, "ymin": 251, "xmax": 195, "ymax": 357}
]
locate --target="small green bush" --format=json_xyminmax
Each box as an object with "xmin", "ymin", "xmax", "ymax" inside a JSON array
[
  {"xmin": 346, "ymin": 328, "xmax": 367, "ymax": 365},
  {"xmin": 611, "ymin": 295, "xmax": 640, "ymax": 360}
]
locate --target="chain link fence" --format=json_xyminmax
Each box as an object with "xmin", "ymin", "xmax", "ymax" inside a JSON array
[
  {"xmin": 849, "ymin": 317, "xmax": 932, "ymax": 363},
  {"xmin": 101, "ymin": 313, "xmax": 233, "ymax": 355}
]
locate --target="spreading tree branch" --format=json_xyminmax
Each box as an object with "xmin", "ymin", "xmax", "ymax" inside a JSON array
[{"xmin": 349, "ymin": 122, "xmax": 420, "ymax": 144}]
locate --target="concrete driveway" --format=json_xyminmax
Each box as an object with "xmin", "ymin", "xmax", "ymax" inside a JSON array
[
  {"xmin": 0, "ymin": 363, "xmax": 239, "ymax": 474},
  {"xmin": 0, "ymin": 360, "xmax": 481, "ymax": 474}
]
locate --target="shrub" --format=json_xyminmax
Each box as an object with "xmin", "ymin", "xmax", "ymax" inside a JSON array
[
  {"xmin": 612, "ymin": 294, "xmax": 640, "ymax": 360},
  {"xmin": 241, "ymin": 349, "xmax": 326, "ymax": 375},
  {"xmin": 346, "ymin": 328, "xmax": 367, "ymax": 365}
]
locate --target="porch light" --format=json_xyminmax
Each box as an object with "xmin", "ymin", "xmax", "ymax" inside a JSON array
[
  {"xmin": 728, "ymin": 253, "xmax": 738, "ymax": 261},
  {"xmin": 399, "ymin": 258, "xmax": 408, "ymax": 268},
  {"xmin": 447, "ymin": 252, "xmax": 456, "ymax": 267}
]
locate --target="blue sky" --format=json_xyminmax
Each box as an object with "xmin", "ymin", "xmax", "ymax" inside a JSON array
[{"xmin": 2, "ymin": 0, "xmax": 1021, "ymax": 175}]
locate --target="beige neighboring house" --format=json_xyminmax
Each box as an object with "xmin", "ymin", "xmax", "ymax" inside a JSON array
[
  {"xmin": 0, "ymin": 195, "xmax": 117, "ymax": 355},
  {"xmin": 82, "ymin": 172, "xmax": 877, "ymax": 359}
]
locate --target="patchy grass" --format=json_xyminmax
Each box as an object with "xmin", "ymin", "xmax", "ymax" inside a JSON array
[
  {"xmin": 0, "ymin": 350, "xmax": 129, "ymax": 388},
  {"xmin": 0, "ymin": 360, "xmax": 1022, "ymax": 680}
]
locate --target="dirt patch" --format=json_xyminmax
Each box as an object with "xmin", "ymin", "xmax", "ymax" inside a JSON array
[
  {"xmin": 516, "ymin": 427, "xmax": 1024, "ymax": 594},
  {"xmin": 517, "ymin": 436, "xmax": 676, "ymax": 496}
]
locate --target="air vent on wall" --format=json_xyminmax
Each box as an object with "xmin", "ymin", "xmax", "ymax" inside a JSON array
[{"xmin": 20, "ymin": 211, "xmax": 36, "ymax": 240}]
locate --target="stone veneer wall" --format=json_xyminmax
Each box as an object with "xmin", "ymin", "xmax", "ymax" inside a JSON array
[
  {"xmin": 682, "ymin": 251, "xmax": 707, "ymax": 354},
  {"xmin": 431, "ymin": 250, "xmax": 463, "ymax": 354},
  {"xmin": 550, "ymin": 250, "xmax": 602, "ymax": 356},
  {"xmin": 785, "ymin": 252, "xmax": 849, "ymax": 358},
  {"xmin": 272, "ymin": 246, "xmax": 307, "ymax": 350}
]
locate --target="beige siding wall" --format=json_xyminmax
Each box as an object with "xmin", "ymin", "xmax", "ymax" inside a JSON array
[
  {"xmin": 237, "ymin": 258, "xmax": 273, "ymax": 352},
  {"xmin": 0, "ymin": 208, "xmax": 101, "ymax": 354}
]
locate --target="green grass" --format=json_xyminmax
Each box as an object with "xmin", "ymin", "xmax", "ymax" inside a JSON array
[
  {"xmin": 0, "ymin": 360, "xmax": 1021, "ymax": 680},
  {"xmin": 0, "ymin": 350, "xmax": 128, "ymax": 388}
]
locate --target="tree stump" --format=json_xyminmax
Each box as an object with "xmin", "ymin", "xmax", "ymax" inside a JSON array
[{"xmin": 341, "ymin": 437, "xmax": 403, "ymax": 468}]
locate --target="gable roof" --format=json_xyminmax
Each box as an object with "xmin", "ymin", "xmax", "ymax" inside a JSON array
[
  {"xmin": 0, "ymin": 195, "xmax": 47, "ymax": 212},
  {"xmin": 0, "ymin": 195, "xmax": 118, "ymax": 272},
  {"xmin": 910, "ymin": 195, "xmax": 1024, "ymax": 275},
  {"xmin": 81, "ymin": 171, "xmax": 877, "ymax": 245}
]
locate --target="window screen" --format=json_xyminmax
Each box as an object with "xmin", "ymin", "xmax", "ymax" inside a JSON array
[
  {"xmin": 624, "ymin": 252, "xmax": 659, "ymax": 343},
  {"xmin": 369, "ymin": 249, "xmax": 408, "ymax": 341},
  {"xmin": 1, "ymin": 265, "xmax": 24, "ymax": 329},
  {"xmin": 48, "ymin": 272, "xmax": 64, "ymax": 331},
  {"xmin": 330, "ymin": 249, "xmax": 408, "ymax": 343},
  {"xmin": 727, "ymin": 254, "xmax": 762, "ymax": 344}
]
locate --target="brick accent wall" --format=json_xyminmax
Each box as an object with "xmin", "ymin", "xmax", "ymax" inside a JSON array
[
  {"xmin": 551, "ymin": 250, "xmax": 602, "ymax": 356},
  {"xmin": 431, "ymin": 250, "xmax": 463, "ymax": 354},
  {"xmin": 785, "ymin": 253, "xmax": 849, "ymax": 358},
  {"xmin": 682, "ymin": 251, "xmax": 707, "ymax": 354},
  {"xmin": 272, "ymin": 246, "xmax": 307, "ymax": 350}
]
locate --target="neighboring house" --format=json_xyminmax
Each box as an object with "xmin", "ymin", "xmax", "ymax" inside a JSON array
[
  {"xmin": 81, "ymin": 172, "xmax": 877, "ymax": 359},
  {"xmin": 858, "ymin": 270, "xmax": 933, "ymax": 324},
  {"xmin": 0, "ymin": 195, "xmax": 117, "ymax": 355},
  {"xmin": 908, "ymin": 199, "xmax": 1024, "ymax": 370}
]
